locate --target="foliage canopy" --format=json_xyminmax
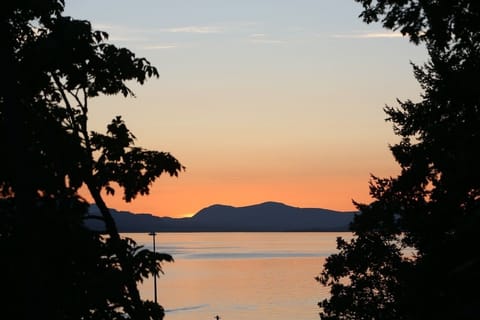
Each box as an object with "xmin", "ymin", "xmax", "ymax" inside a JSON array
[
  {"xmin": 1, "ymin": 1, "xmax": 183, "ymax": 319},
  {"xmin": 318, "ymin": 1, "xmax": 480, "ymax": 319}
]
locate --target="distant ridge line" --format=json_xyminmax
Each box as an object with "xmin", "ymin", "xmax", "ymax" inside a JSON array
[{"xmin": 86, "ymin": 201, "xmax": 357, "ymax": 232}]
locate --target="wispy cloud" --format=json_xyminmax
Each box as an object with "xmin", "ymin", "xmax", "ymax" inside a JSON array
[
  {"xmin": 142, "ymin": 44, "xmax": 178, "ymax": 50},
  {"xmin": 90, "ymin": 23, "xmax": 182, "ymax": 50},
  {"xmin": 251, "ymin": 39, "xmax": 286, "ymax": 44},
  {"xmin": 93, "ymin": 23, "xmax": 225, "ymax": 37},
  {"xmin": 91, "ymin": 23, "xmax": 153, "ymax": 41},
  {"xmin": 331, "ymin": 31, "xmax": 404, "ymax": 39},
  {"xmin": 160, "ymin": 26, "xmax": 225, "ymax": 34},
  {"xmin": 248, "ymin": 33, "xmax": 285, "ymax": 44},
  {"xmin": 250, "ymin": 33, "xmax": 266, "ymax": 38},
  {"xmin": 92, "ymin": 23, "xmax": 117, "ymax": 31},
  {"xmin": 108, "ymin": 35, "xmax": 149, "ymax": 42}
]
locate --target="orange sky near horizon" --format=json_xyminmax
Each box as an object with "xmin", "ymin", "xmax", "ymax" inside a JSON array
[
  {"xmin": 81, "ymin": 145, "xmax": 400, "ymax": 218},
  {"xmin": 81, "ymin": 176, "xmax": 375, "ymax": 218}
]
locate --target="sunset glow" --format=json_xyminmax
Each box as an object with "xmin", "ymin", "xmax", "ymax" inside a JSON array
[{"xmin": 69, "ymin": 1, "xmax": 425, "ymax": 218}]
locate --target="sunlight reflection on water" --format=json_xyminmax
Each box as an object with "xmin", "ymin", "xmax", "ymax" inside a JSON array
[{"xmin": 125, "ymin": 232, "xmax": 351, "ymax": 320}]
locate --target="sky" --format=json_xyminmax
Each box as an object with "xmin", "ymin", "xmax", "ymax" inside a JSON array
[{"xmin": 64, "ymin": 0, "xmax": 427, "ymax": 218}]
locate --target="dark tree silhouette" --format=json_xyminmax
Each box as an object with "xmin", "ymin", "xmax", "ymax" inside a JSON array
[
  {"xmin": 318, "ymin": 1, "xmax": 480, "ymax": 319},
  {"xmin": 1, "ymin": 1, "xmax": 183, "ymax": 319}
]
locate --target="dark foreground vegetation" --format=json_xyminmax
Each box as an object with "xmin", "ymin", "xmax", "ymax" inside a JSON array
[
  {"xmin": 2, "ymin": 0, "xmax": 479, "ymax": 319},
  {"xmin": 1, "ymin": 1, "xmax": 183, "ymax": 319},
  {"xmin": 318, "ymin": 1, "xmax": 480, "ymax": 319}
]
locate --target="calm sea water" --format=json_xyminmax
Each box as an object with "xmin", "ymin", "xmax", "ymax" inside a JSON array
[{"xmin": 124, "ymin": 232, "xmax": 352, "ymax": 320}]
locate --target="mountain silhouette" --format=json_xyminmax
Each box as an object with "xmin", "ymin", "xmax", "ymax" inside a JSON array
[{"xmin": 86, "ymin": 201, "xmax": 356, "ymax": 232}]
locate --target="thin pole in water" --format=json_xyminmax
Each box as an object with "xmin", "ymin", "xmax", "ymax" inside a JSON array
[{"xmin": 148, "ymin": 231, "xmax": 158, "ymax": 304}]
